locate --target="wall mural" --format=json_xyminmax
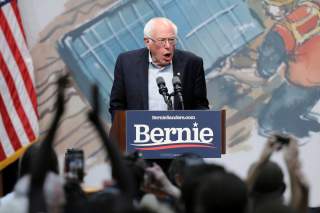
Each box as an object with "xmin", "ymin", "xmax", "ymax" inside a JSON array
[{"xmin": 30, "ymin": 0, "xmax": 320, "ymax": 205}]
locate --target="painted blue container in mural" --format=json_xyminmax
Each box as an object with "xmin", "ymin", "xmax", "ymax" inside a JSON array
[{"xmin": 57, "ymin": 0, "xmax": 263, "ymax": 121}]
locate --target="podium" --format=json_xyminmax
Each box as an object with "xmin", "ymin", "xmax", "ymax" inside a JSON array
[
  {"xmin": 109, "ymin": 110, "xmax": 226, "ymax": 158},
  {"xmin": 109, "ymin": 111, "xmax": 127, "ymax": 153}
]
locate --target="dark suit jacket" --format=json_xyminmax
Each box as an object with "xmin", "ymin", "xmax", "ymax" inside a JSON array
[{"xmin": 109, "ymin": 48, "xmax": 209, "ymax": 118}]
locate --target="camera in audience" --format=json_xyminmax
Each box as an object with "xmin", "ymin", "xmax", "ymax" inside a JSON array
[
  {"xmin": 64, "ymin": 148, "xmax": 85, "ymax": 183},
  {"xmin": 275, "ymin": 134, "xmax": 290, "ymax": 146}
]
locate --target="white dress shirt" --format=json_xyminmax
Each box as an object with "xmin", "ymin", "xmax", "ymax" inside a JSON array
[{"xmin": 148, "ymin": 52, "xmax": 173, "ymax": 110}]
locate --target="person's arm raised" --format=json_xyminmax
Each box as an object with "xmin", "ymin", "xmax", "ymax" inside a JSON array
[
  {"xmin": 29, "ymin": 75, "xmax": 67, "ymax": 213},
  {"xmin": 283, "ymin": 137, "xmax": 309, "ymax": 213},
  {"xmin": 88, "ymin": 85, "xmax": 135, "ymax": 199},
  {"xmin": 246, "ymin": 135, "xmax": 281, "ymax": 192}
]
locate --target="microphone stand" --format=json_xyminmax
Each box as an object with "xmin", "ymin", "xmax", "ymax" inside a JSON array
[
  {"xmin": 169, "ymin": 92, "xmax": 184, "ymax": 110},
  {"xmin": 176, "ymin": 92, "xmax": 184, "ymax": 110},
  {"xmin": 167, "ymin": 92, "xmax": 174, "ymax": 110},
  {"xmin": 172, "ymin": 76, "xmax": 185, "ymax": 110}
]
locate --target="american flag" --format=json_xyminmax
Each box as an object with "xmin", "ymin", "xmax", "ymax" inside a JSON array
[{"xmin": 0, "ymin": 0, "xmax": 38, "ymax": 170}]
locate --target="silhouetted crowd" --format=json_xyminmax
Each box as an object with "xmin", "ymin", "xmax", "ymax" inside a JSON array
[{"xmin": 0, "ymin": 76, "xmax": 317, "ymax": 213}]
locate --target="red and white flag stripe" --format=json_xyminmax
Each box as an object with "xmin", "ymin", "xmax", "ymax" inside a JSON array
[{"xmin": 0, "ymin": 0, "xmax": 39, "ymax": 169}]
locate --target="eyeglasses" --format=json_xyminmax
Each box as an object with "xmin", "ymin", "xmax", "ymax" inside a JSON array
[{"xmin": 148, "ymin": 37, "xmax": 177, "ymax": 47}]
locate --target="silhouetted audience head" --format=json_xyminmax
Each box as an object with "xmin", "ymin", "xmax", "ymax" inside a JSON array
[
  {"xmin": 181, "ymin": 163, "xmax": 225, "ymax": 213},
  {"xmin": 123, "ymin": 151, "xmax": 148, "ymax": 198},
  {"xmin": 168, "ymin": 153, "xmax": 204, "ymax": 187},
  {"xmin": 194, "ymin": 172, "xmax": 248, "ymax": 213},
  {"xmin": 251, "ymin": 161, "xmax": 285, "ymax": 199}
]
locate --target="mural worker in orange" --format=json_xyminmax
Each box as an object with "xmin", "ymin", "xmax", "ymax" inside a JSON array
[{"xmin": 257, "ymin": 0, "xmax": 320, "ymax": 138}]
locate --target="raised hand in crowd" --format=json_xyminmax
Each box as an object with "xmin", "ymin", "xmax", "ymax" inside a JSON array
[
  {"xmin": 246, "ymin": 134, "xmax": 282, "ymax": 192},
  {"xmin": 87, "ymin": 84, "xmax": 135, "ymax": 199},
  {"xmin": 29, "ymin": 75, "xmax": 68, "ymax": 213},
  {"xmin": 283, "ymin": 137, "xmax": 309, "ymax": 213},
  {"xmin": 247, "ymin": 134, "xmax": 309, "ymax": 213}
]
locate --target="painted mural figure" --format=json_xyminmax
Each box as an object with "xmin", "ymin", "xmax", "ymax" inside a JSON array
[{"xmin": 257, "ymin": 0, "xmax": 320, "ymax": 137}]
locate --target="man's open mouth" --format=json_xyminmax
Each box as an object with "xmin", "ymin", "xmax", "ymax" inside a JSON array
[{"xmin": 163, "ymin": 53, "xmax": 172, "ymax": 59}]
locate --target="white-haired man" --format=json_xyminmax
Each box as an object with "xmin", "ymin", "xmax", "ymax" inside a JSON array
[{"xmin": 109, "ymin": 17, "xmax": 209, "ymax": 119}]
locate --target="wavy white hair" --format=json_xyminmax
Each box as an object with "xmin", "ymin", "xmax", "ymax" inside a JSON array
[{"xmin": 143, "ymin": 17, "xmax": 178, "ymax": 38}]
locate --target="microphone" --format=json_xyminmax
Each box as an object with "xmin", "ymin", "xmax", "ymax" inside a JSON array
[
  {"xmin": 156, "ymin": 77, "xmax": 173, "ymax": 110},
  {"xmin": 172, "ymin": 76, "xmax": 184, "ymax": 109}
]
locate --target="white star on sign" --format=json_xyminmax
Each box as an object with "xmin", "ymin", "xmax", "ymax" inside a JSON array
[{"xmin": 193, "ymin": 122, "xmax": 198, "ymax": 128}]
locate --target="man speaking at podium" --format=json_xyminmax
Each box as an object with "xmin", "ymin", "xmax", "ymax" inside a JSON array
[{"xmin": 109, "ymin": 17, "xmax": 209, "ymax": 119}]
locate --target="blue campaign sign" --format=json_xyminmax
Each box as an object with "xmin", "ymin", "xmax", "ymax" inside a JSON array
[{"xmin": 126, "ymin": 111, "xmax": 224, "ymax": 159}]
